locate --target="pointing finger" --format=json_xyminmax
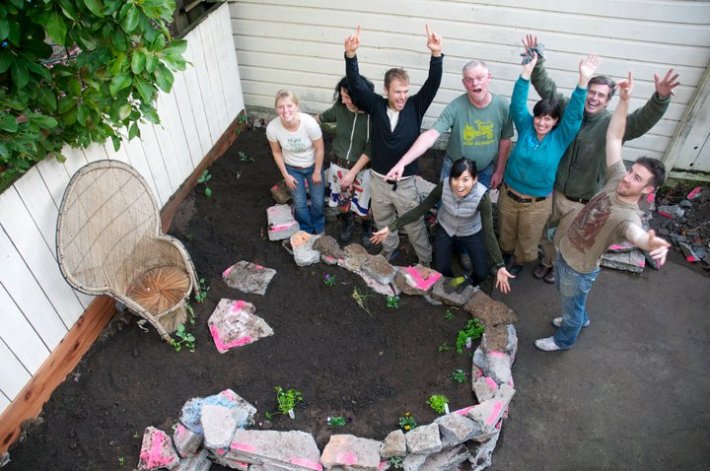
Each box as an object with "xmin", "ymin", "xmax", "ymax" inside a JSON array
[{"xmin": 425, "ymin": 23, "xmax": 431, "ymax": 37}]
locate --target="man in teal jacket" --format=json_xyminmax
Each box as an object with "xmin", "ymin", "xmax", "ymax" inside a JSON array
[{"xmin": 523, "ymin": 34, "xmax": 679, "ymax": 284}]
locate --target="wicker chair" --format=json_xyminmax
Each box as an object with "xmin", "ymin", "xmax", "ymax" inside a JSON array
[{"xmin": 56, "ymin": 160, "xmax": 199, "ymax": 341}]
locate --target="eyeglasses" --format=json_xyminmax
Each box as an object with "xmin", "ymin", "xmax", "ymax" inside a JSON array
[{"xmin": 463, "ymin": 76, "xmax": 487, "ymax": 84}]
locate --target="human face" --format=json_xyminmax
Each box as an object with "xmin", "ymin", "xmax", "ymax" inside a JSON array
[
  {"xmin": 340, "ymin": 88, "xmax": 359, "ymax": 112},
  {"xmin": 385, "ymin": 79, "xmax": 409, "ymax": 111},
  {"xmin": 585, "ymin": 83, "xmax": 612, "ymax": 114},
  {"xmin": 450, "ymin": 169, "xmax": 477, "ymax": 198},
  {"xmin": 533, "ymin": 114, "xmax": 559, "ymax": 139},
  {"xmin": 276, "ymin": 97, "xmax": 298, "ymax": 125},
  {"xmin": 462, "ymin": 65, "xmax": 491, "ymax": 106},
  {"xmin": 616, "ymin": 163, "xmax": 654, "ymax": 198}
]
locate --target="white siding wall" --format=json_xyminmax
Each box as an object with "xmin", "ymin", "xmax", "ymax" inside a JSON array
[
  {"xmin": 0, "ymin": 2, "xmax": 244, "ymax": 415},
  {"xmin": 228, "ymin": 0, "xmax": 710, "ymax": 171}
]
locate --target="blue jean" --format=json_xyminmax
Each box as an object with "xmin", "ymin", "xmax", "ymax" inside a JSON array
[
  {"xmin": 440, "ymin": 154, "xmax": 495, "ymax": 189},
  {"xmin": 553, "ymin": 254, "xmax": 600, "ymax": 349},
  {"xmin": 433, "ymin": 225, "xmax": 490, "ymax": 285},
  {"xmin": 286, "ymin": 164, "xmax": 325, "ymax": 234}
]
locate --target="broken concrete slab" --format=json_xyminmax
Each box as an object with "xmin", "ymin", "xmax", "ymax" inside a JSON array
[
  {"xmin": 202, "ymin": 404, "xmax": 240, "ymax": 450},
  {"xmin": 321, "ymin": 434, "xmax": 382, "ymax": 470},
  {"xmin": 173, "ymin": 422, "xmax": 203, "ymax": 458},
  {"xmin": 222, "ymin": 261, "xmax": 277, "ymax": 295},
  {"xmin": 174, "ymin": 448, "xmax": 211, "ymax": 471},
  {"xmin": 472, "ymin": 376, "xmax": 499, "ymax": 403},
  {"xmin": 468, "ymin": 429, "xmax": 501, "ymax": 471},
  {"xmin": 402, "ymin": 453, "xmax": 427, "ymax": 471},
  {"xmin": 267, "ymin": 204, "xmax": 299, "ymax": 241},
  {"xmin": 224, "ymin": 430, "xmax": 322, "ymax": 471},
  {"xmin": 380, "ymin": 429, "xmax": 406, "ymax": 458},
  {"xmin": 405, "ymin": 423, "xmax": 442, "ymax": 455},
  {"xmin": 138, "ymin": 426, "xmax": 180, "ymax": 471},
  {"xmin": 208, "ymin": 299, "xmax": 274, "ymax": 354},
  {"xmin": 313, "ymin": 235, "xmax": 347, "ymax": 260},
  {"xmin": 466, "ymin": 384, "xmax": 515, "ymax": 435},
  {"xmin": 291, "ymin": 231, "xmax": 322, "ymax": 266},
  {"xmin": 434, "ymin": 413, "xmax": 480, "ymax": 448},
  {"xmin": 419, "ymin": 444, "xmax": 470, "ymax": 471},
  {"xmin": 362, "ymin": 254, "xmax": 396, "ymax": 285},
  {"xmin": 463, "ymin": 291, "xmax": 517, "ymax": 327},
  {"xmin": 480, "ymin": 323, "xmax": 518, "ymax": 359},
  {"xmin": 393, "ymin": 265, "xmax": 442, "ymax": 296},
  {"xmin": 180, "ymin": 389, "xmax": 256, "ymax": 435},
  {"xmin": 601, "ymin": 248, "xmax": 646, "ymax": 273},
  {"xmin": 430, "ymin": 277, "xmax": 477, "ymax": 307}
]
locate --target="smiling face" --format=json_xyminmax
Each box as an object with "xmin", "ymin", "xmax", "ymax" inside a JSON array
[
  {"xmin": 616, "ymin": 163, "xmax": 654, "ymax": 198},
  {"xmin": 450, "ymin": 169, "xmax": 477, "ymax": 198},
  {"xmin": 340, "ymin": 87, "xmax": 359, "ymax": 112},
  {"xmin": 462, "ymin": 65, "xmax": 492, "ymax": 107},
  {"xmin": 585, "ymin": 83, "xmax": 612, "ymax": 114},
  {"xmin": 385, "ymin": 79, "xmax": 410, "ymax": 111},
  {"xmin": 276, "ymin": 96, "xmax": 299, "ymax": 126},
  {"xmin": 533, "ymin": 114, "xmax": 559, "ymax": 140}
]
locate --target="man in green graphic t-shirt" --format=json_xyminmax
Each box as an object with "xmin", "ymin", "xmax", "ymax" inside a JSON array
[{"xmin": 386, "ymin": 60, "xmax": 514, "ymax": 189}]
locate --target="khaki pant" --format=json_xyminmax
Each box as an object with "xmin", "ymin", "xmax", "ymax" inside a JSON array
[
  {"xmin": 497, "ymin": 186, "xmax": 552, "ymax": 263},
  {"xmin": 370, "ymin": 172, "xmax": 432, "ymax": 264},
  {"xmin": 539, "ymin": 189, "xmax": 586, "ymax": 267}
]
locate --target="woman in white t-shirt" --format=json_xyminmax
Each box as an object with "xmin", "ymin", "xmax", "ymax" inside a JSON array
[{"xmin": 266, "ymin": 90, "xmax": 325, "ymax": 234}]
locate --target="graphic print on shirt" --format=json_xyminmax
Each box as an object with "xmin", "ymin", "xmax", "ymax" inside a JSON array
[
  {"xmin": 463, "ymin": 120, "xmax": 495, "ymax": 146},
  {"xmin": 287, "ymin": 137, "xmax": 309, "ymax": 153},
  {"xmin": 567, "ymin": 193, "xmax": 611, "ymax": 252}
]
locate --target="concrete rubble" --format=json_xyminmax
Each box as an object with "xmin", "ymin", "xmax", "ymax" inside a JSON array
[
  {"xmin": 290, "ymin": 231, "xmax": 322, "ymax": 266},
  {"xmin": 267, "ymin": 204, "xmax": 299, "ymax": 241},
  {"xmin": 223, "ymin": 261, "xmax": 277, "ymax": 295},
  {"xmin": 208, "ymin": 299, "xmax": 274, "ymax": 353}
]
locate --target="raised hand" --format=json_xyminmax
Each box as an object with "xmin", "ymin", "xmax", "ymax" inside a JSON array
[
  {"xmin": 654, "ymin": 68, "xmax": 680, "ymax": 98},
  {"xmin": 617, "ymin": 71, "xmax": 634, "ymax": 101},
  {"xmin": 425, "ymin": 24, "xmax": 442, "ymax": 56},
  {"xmin": 521, "ymin": 51, "xmax": 538, "ymax": 79},
  {"xmin": 521, "ymin": 33, "xmax": 538, "ymax": 51},
  {"xmin": 646, "ymin": 229, "xmax": 671, "ymax": 267},
  {"xmin": 344, "ymin": 25, "xmax": 361, "ymax": 58},
  {"xmin": 578, "ymin": 54, "xmax": 600, "ymax": 86}
]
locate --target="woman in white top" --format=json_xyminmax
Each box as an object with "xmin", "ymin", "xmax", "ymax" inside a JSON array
[{"xmin": 266, "ymin": 90, "xmax": 326, "ymax": 234}]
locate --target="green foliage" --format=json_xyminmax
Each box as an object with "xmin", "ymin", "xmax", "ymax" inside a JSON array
[
  {"xmin": 450, "ymin": 368, "xmax": 466, "ymax": 383},
  {"xmin": 443, "ymin": 309, "xmax": 456, "ymax": 320},
  {"xmin": 398, "ymin": 412, "xmax": 417, "ymax": 432},
  {"xmin": 326, "ymin": 416, "xmax": 347, "ymax": 427},
  {"xmin": 322, "ymin": 273, "xmax": 336, "ymax": 287},
  {"xmin": 387, "ymin": 457, "xmax": 403, "ymax": 469},
  {"xmin": 386, "ymin": 295, "xmax": 400, "ymax": 309},
  {"xmin": 197, "ymin": 169, "xmax": 212, "ymax": 197},
  {"xmin": 238, "ymin": 150, "xmax": 253, "ymax": 162},
  {"xmin": 172, "ymin": 324, "xmax": 195, "ymax": 352},
  {"xmin": 426, "ymin": 394, "xmax": 448, "ymax": 414},
  {"xmin": 265, "ymin": 386, "xmax": 303, "ymax": 419},
  {"xmin": 437, "ymin": 342, "xmax": 453, "ymax": 352},
  {"xmin": 455, "ymin": 318, "xmax": 485, "ymax": 353},
  {"xmin": 194, "ymin": 277, "xmax": 209, "ymax": 303},
  {"xmin": 117, "ymin": 456, "xmax": 126, "ymax": 467},
  {"xmin": 0, "ymin": 0, "xmax": 187, "ymax": 181},
  {"xmin": 351, "ymin": 287, "xmax": 370, "ymax": 315}
]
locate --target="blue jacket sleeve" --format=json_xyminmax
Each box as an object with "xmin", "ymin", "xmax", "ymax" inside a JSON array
[
  {"xmin": 555, "ymin": 86, "xmax": 587, "ymax": 148},
  {"xmin": 510, "ymin": 77, "xmax": 534, "ymax": 135}
]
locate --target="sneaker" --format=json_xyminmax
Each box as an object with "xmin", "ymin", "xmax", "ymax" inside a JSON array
[
  {"xmin": 508, "ymin": 264, "xmax": 524, "ymax": 277},
  {"xmin": 533, "ymin": 263, "xmax": 551, "ymax": 279},
  {"xmin": 543, "ymin": 266, "xmax": 555, "ymax": 284},
  {"xmin": 534, "ymin": 336, "xmax": 562, "ymax": 351},
  {"xmin": 552, "ymin": 317, "xmax": 590, "ymax": 328}
]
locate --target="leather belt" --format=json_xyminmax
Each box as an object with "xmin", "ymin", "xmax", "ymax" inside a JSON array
[
  {"xmin": 564, "ymin": 194, "xmax": 590, "ymax": 205},
  {"xmin": 506, "ymin": 189, "xmax": 547, "ymax": 204}
]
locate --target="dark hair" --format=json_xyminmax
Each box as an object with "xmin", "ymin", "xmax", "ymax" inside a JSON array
[
  {"xmin": 635, "ymin": 156, "xmax": 666, "ymax": 189},
  {"xmin": 532, "ymin": 98, "xmax": 562, "ymax": 124},
  {"xmin": 589, "ymin": 75, "xmax": 616, "ymax": 99},
  {"xmin": 384, "ymin": 68, "xmax": 409, "ymax": 89},
  {"xmin": 449, "ymin": 158, "xmax": 477, "ymax": 180},
  {"xmin": 334, "ymin": 75, "xmax": 374, "ymax": 103}
]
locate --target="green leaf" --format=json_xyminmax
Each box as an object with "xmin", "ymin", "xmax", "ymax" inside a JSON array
[
  {"xmin": 123, "ymin": 7, "xmax": 140, "ymax": 32},
  {"xmin": 58, "ymin": 0, "xmax": 78, "ymax": 21},
  {"xmin": 128, "ymin": 122, "xmax": 140, "ymax": 139},
  {"xmin": 111, "ymin": 134, "xmax": 121, "ymax": 151},
  {"xmin": 77, "ymin": 105, "xmax": 89, "ymax": 126},
  {"xmin": 145, "ymin": 54, "xmax": 159, "ymax": 73},
  {"xmin": 58, "ymin": 96, "xmax": 75, "ymax": 114},
  {"xmin": 162, "ymin": 39, "xmax": 187, "ymax": 57},
  {"xmin": 142, "ymin": 105, "xmax": 160, "ymax": 124},
  {"xmin": 68, "ymin": 78, "xmax": 82, "ymax": 97},
  {"xmin": 133, "ymin": 77, "xmax": 154, "ymax": 102},
  {"xmin": 0, "ymin": 113, "xmax": 18, "ymax": 133},
  {"xmin": 131, "ymin": 49, "xmax": 146, "ymax": 74},
  {"xmin": 31, "ymin": 115, "xmax": 58, "ymax": 129},
  {"xmin": 37, "ymin": 88, "xmax": 58, "ymax": 112},
  {"xmin": 118, "ymin": 103, "xmax": 131, "ymax": 121},
  {"xmin": 0, "ymin": 142, "xmax": 9, "ymax": 159},
  {"xmin": 0, "ymin": 50, "xmax": 12, "ymax": 74},
  {"xmin": 0, "ymin": 17, "xmax": 9, "ymax": 40},
  {"xmin": 46, "ymin": 12, "xmax": 68, "ymax": 45},
  {"xmin": 109, "ymin": 53, "xmax": 127, "ymax": 75},
  {"xmin": 109, "ymin": 72, "xmax": 131, "ymax": 96},
  {"xmin": 10, "ymin": 61, "xmax": 29, "ymax": 89},
  {"xmin": 83, "ymin": 0, "xmax": 105, "ymax": 17},
  {"xmin": 154, "ymin": 64, "xmax": 174, "ymax": 93}
]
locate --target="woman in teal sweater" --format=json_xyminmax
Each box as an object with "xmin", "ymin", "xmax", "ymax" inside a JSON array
[{"xmin": 499, "ymin": 52, "xmax": 597, "ymax": 275}]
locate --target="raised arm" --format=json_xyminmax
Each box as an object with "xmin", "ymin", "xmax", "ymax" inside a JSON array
[
  {"xmin": 578, "ymin": 54, "xmax": 599, "ymax": 89},
  {"xmin": 625, "ymin": 226, "xmax": 670, "ymax": 267},
  {"xmin": 344, "ymin": 26, "xmax": 377, "ymax": 113},
  {"xmin": 606, "ymin": 72, "xmax": 633, "ymax": 168},
  {"xmin": 623, "ymin": 68, "xmax": 679, "ymax": 141},
  {"xmin": 425, "ymin": 24, "xmax": 442, "ymax": 58}
]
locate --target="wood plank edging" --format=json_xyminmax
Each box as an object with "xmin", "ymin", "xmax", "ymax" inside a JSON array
[{"xmin": 0, "ymin": 110, "xmax": 247, "ymax": 456}]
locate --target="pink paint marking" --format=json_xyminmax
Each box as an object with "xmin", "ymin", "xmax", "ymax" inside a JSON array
[
  {"xmin": 486, "ymin": 401, "xmax": 505, "ymax": 426},
  {"xmin": 230, "ymin": 441, "xmax": 257, "ymax": 453},
  {"xmin": 488, "ymin": 350, "xmax": 506, "ymax": 358},
  {"xmin": 339, "ymin": 451, "xmax": 358, "ymax": 465},
  {"xmin": 646, "ymin": 192, "xmax": 656, "ymax": 203},
  {"xmin": 686, "ymin": 255, "xmax": 699, "ymax": 263},
  {"xmin": 253, "ymin": 264, "xmax": 264, "ymax": 270},
  {"xmin": 140, "ymin": 430, "xmax": 175, "ymax": 467},
  {"xmin": 230, "ymin": 300, "xmax": 246, "ymax": 312},
  {"xmin": 210, "ymin": 325, "xmax": 254, "ymax": 352},
  {"xmin": 223, "ymin": 266, "xmax": 234, "ymax": 277},
  {"xmin": 687, "ymin": 186, "xmax": 702, "ymax": 199},
  {"xmin": 637, "ymin": 260, "xmax": 646, "ymax": 267},
  {"xmin": 658, "ymin": 211, "xmax": 673, "ymax": 219},
  {"xmin": 378, "ymin": 461, "xmax": 389, "ymax": 471},
  {"xmin": 404, "ymin": 266, "xmax": 442, "ymax": 291},
  {"xmin": 220, "ymin": 389, "xmax": 238, "ymax": 401},
  {"xmin": 484, "ymin": 376, "xmax": 498, "ymax": 390},
  {"xmin": 270, "ymin": 222, "xmax": 298, "ymax": 232},
  {"xmin": 453, "ymin": 405, "xmax": 476, "ymax": 415},
  {"xmin": 608, "ymin": 244, "xmax": 626, "ymax": 251},
  {"xmin": 290, "ymin": 458, "xmax": 323, "ymax": 470}
]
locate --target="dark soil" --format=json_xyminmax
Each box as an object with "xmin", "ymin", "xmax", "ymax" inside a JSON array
[{"xmin": 5, "ymin": 127, "xmax": 480, "ymax": 470}]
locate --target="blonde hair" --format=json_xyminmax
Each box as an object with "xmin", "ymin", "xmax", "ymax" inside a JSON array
[{"xmin": 274, "ymin": 89, "xmax": 299, "ymax": 108}]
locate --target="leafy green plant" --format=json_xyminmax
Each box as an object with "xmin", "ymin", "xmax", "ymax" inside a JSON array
[
  {"xmin": 427, "ymin": 394, "xmax": 449, "ymax": 414},
  {"xmin": 326, "ymin": 416, "xmax": 347, "ymax": 427},
  {"xmin": 444, "ymin": 309, "xmax": 456, "ymax": 320},
  {"xmin": 238, "ymin": 150, "xmax": 254, "ymax": 162},
  {"xmin": 352, "ymin": 287, "xmax": 370, "ymax": 315},
  {"xmin": 197, "ymin": 169, "xmax": 212, "ymax": 197},
  {"xmin": 386, "ymin": 295, "xmax": 400, "ymax": 309},
  {"xmin": 437, "ymin": 342, "xmax": 453, "ymax": 352},
  {"xmin": 455, "ymin": 318, "xmax": 485, "ymax": 353},
  {"xmin": 117, "ymin": 456, "xmax": 126, "ymax": 467},
  {"xmin": 387, "ymin": 456, "xmax": 403, "ymax": 469},
  {"xmin": 398, "ymin": 412, "xmax": 417, "ymax": 432},
  {"xmin": 0, "ymin": 0, "xmax": 187, "ymax": 187},
  {"xmin": 450, "ymin": 369, "xmax": 466, "ymax": 383},
  {"xmin": 265, "ymin": 386, "xmax": 303, "ymax": 419},
  {"xmin": 185, "ymin": 303, "xmax": 196, "ymax": 325},
  {"xmin": 323, "ymin": 273, "xmax": 336, "ymax": 287},
  {"xmin": 172, "ymin": 324, "xmax": 195, "ymax": 352},
  {"xmin": 194, "ymin": 278, "xmax": 209, "ymax": 303}
]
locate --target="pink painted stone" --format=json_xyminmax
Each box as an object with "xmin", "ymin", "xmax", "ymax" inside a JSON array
[
  {"xmin": 404, "ymin": 265, "xmax": 442, "ymax": 291},
  {"xmin": 208, "ymin": 299, "xmax": 273, "ymax": 353},
  {"xmin": 290, "ymin": 457, "xmax": 323, "ymax": 470},
  {"xmin": 138, "ymin": 426, "xmax": 180, "ymax": 470},
  {"xmin": 339, "ymin": 451, "xmax": 358, "ymax": 466},
  {"xmin": 453, "ymin": 405, "xmax": 476, "ymax": 415}
]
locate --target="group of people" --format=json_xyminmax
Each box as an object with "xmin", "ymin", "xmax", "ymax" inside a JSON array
[{"xmin": 265, "ymin": 26, "xmax": 678, "ymax": 351}]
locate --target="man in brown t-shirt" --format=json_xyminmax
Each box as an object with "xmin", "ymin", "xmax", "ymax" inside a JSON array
[{"xmin": 535, "ymin": 73, "xmax": 671, "ymax": 352}]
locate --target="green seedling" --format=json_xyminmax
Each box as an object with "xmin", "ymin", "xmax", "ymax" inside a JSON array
[
  {"xmin": 237, "ymin": 114, "xmax": 249, "ymax": 124},
  {"xmin": 427, "ymin": 394, "xmax": 449, "ymax": 414},
  {"xmin": 444, "ymin": 309, "xmax": 456, "ymax": 320},
  {"xmin": 323, "ymin": 274, "xmax": 336, "ymax": 287},
  {"xmin": 238, "ymin": 151, "xmax": 254, "ymax": 162},
  {"xmin": 352, "ymin": 287, "xmax": 371, "ymax": 315},
  {"xmin": 265, "ymin": 386, "xmax": 304, "ymax": 419},
  {"xmin": 197, "ymin": 169, "xmax": 212, "ymax": 197},
  {"xmin": 398, "ymin": 412, "xmax": 417, "ymax": 432},
  {"xmin": 387, "ymin": 456, "xmax": 404, "ymax": 469},
  {"xmin": 438, "ymin": 342, "xmax": 453, "ymax": 352},
  {"xmin": 194, "ymin": 278, "xmax": 209, "ymax": 304},
  {"xmin": 118, "ymin": 456, "xmax": 126, "ymax": 467},
  {"xmin": 132, "ymin": 431, "xmax": 140, "ymax": 439},
  {"xmin": 326, "ymin": 416, "xmax": 347, "ymax": 427},
  {"xmin": 172, "ymin": 324, "xmax": 196, "ymax": 352},
  {"xmin": 455, "ymin": 318, "xmax": 485, "ymax": 353},
  {"xmin": 186, "ymin": 303, "xmax": 196, "ymax": 325},
  {"xmin": 386, "ymin": 295, "xmax": 400, "ymax": 309},
  {"xmin": 451, "ymin": 369, "xmax": 467, "ymax": 383}
]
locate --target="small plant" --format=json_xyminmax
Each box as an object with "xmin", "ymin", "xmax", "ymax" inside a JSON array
[
  {"xmin": 398, "ymin": 412, "xmax": 417, "ymax": 432},
  {"xmin": 118, "ymin": 456, "xmax": 126, "ymax": 467},
  {"xmin": 194, "ymin": 278, "xmax": 209, "ymax": 304},
  {"xmin": 172, "ymin": 324, "xmax": 196, "ymax": 352},
  {"xmin": 455, "ymin": 318, "xmax": 485, "ymax": 353},
  {"xmin": 451, "ymin": 369, "xmax": 467, "ymax": 383},
  {"xmin": 185, "ymin": 303, "xmax": 196, "ymax": 325},
  {"xmin": 352, "ymin": 287, "xmax": 371, "ymax": 315},
  {"xmin": 265, "ymin": 386, "xmax": 303, "ymax": 419},
  {"xmin": 326, "ymin": 416, "xmax": 347, "ymax": 427},
  {"xmin": 197, "ymin": 169, "xmax": 213, "ymax": 197},
  {"xmin": 238, "ymin": 150, "xmax": 255, "ymax": 162},
  {"xmin": 444, "ymin": 309, "xmax": 456, "ymax": 321},
  {"xmin": 438, "ymin": 342, "xmax": 453, "ymax": 352},
  {"xmin": 387, "ymin": 456, "xmax": 404, "ymax": 469},
  {"xmin": 386, "ymin": 295, "xmax": 400, "ymax": 309},
  {"xmin": 427, "ymin": 394, "xmax": 449, "ymax": 414},
  {"xmin": 132, "ymin": 431, "xmax": 140, "ymax": 439},
  {"xmin": 323, "ymin": 273, "xmax": 336, "ymax": 287}
]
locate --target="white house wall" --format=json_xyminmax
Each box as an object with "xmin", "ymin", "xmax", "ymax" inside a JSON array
[
  {"xmin": 0, "ymin": 2, "xmax": 244, "ymax": 416},
  {"xmin": 228, "ymin": 0, "xmax": 710, "ymax": 171}
]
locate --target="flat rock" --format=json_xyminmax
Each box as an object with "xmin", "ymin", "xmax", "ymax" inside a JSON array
[
  {"xmin": 380, "ymin": 429, "xmax": 406, "ymax": 458},
  {"xmin": 405, "ymin": 423, "xmax": 442, "ymax": 455},
  {"xmin": 362, "ymin": 254, "xmax": 396, "ymax": 285},
  {"xmin": 313, "ymin": 235, "xmax": 347, "ymax": 259},
  {"xmin": 431, "ymin": 277, "xmax": 477, "ymax": 307},
  {"xmin": 208, "ymin": 299, "xmax": 273, "ymax": 353},
  {"xmin": 321, "ymin": 434, "xmax": 382, "ymax": 470},
  {"xmin": 180, "ymin": 389, "xmax": 256, "ymax": 435},
  {"xmin": 267, "ymin": 204, "xmax": 299, "ymax": 241},
  {"xmin": 138, "ymin": 426, "xmax": 180, "ymax": 470},
  {"xmin": 291, "ymin": 231, "xmax": 321, "ymax": 266},
  {"xmin": 463, "ymin": 291, "xmax": 517, "ymax": 327},
  {"xmin": 393, "ymin": 265, "xmax": 442, "ymax": 296},
  {"xmin": 222, "ymin": 261, "xmax": 277, "ymax": 295}
]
